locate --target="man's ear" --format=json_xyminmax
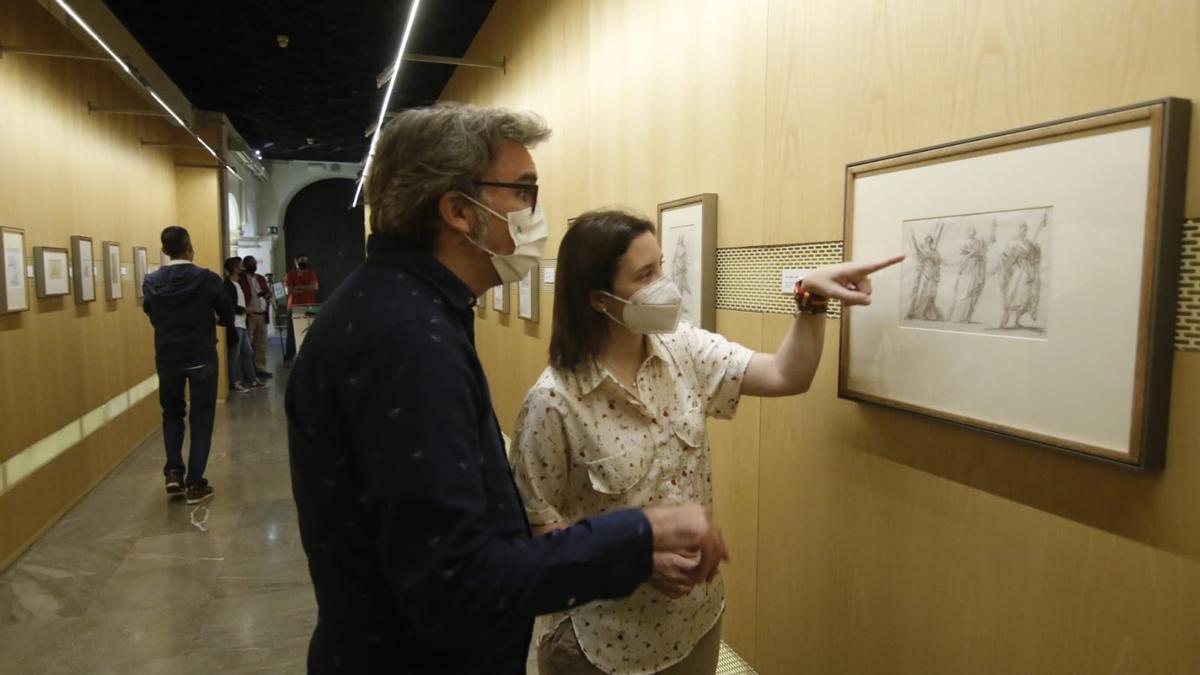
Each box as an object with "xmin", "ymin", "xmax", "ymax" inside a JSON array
[{"xmin": 438, "ymin": 191, "xmax": 474, "ymax": 236}]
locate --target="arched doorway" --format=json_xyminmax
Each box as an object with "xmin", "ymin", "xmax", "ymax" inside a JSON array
[{"xmin": 282, "ymin": 179, "xmax": 365, "ymax": 304}]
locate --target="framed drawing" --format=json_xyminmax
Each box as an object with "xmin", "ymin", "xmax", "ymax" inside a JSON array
[
  {"xmin": 518, "ymin": 263, "xmax": 539, "ymax": 322},
  {"xmin": 71, "ymin": 236, "xmax": 96, "ymax": 303},
  {"xmin": 840, "ymin": 98, "xmax": 1190, "ymax": 470},
  {"xmin": 657, "ymin": 193, "xmax": 717, "ymax": 330},
  {"xmin": 102, "ymin": 241, "xmax": 122, "ymax": 300},
  {"xmin": 2, "ymin": 227, "xmax": 29, "ymax": 313},
  {"xmin": 492, "ymin": 282, "xmax": 509, "ymax": 314},
  {"xmin": 133, "ymin": 246, "xmax": 148, "ymax": 299},
  {"xmin": 33, "ymin": 247, "xmax": 70, "ymax": 298}
]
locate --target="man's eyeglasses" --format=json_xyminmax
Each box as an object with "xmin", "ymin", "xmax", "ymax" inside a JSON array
[{"xmin": 473, "ymin": 181, "xmax": 539, "ymax": 210}]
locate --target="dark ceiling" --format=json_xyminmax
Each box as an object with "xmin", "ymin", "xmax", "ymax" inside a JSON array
[{"xmin": 103, "ymin": 1, "xmax": 496, "ymax": 162}]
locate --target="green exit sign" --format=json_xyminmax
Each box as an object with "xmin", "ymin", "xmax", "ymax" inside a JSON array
[{"xmin": 269, "ymin": 226, "xmax": 279, "ymax": 235}]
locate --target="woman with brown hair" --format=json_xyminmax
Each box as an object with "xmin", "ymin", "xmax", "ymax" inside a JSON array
[{"xmin": 510, "ymin": 208, "xmax": 901, "ymax": 674}]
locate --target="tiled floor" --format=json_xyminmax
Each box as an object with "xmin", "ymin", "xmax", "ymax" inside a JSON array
[
  {"xmin": 0, "ymin": 351, "xmax": 311, "ymax": 675},
  {"xmin": 0, "ymin": 346, "xmax": 759, "ymax": 675}
]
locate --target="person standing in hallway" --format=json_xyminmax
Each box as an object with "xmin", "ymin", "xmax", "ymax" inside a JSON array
[
  {"xmin": 283, "ymin": 253, "xmax": 318, "ymax": 363},
  {"xmin": 286, "ymin": 103, "xmax": 730, "ymax": 675},
  {"xmin": 241, "ymin": 255, "xmax": 274, "ymax": 379},
  {"xmin": 510, "ymin": 210, "xmax": 902, "ymax": 674},
  {"xmin": 142, "ymin": 226, "xmax": 232, "ymax": 506},
  {"xmin": 224, "ymin": 257, "xmax": 265, "ymax": 393}
]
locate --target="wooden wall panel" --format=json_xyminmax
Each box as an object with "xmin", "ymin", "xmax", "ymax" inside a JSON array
[
  {"xmin": 706, "ymin": 309, "xmax": 764, "ymax": 663},
  {"xmin": 445, "ymin": 1, "xmax": 1200, "ymax": 672},
  {"xmin": 0, "ymin": 1, "xmax": 222, "ymax": 569}
]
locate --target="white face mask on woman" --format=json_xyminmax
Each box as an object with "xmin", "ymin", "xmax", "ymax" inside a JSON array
[
  {"xmin": 459, "ymin": 192, "xmax": 548, "ymax": 284},
  {"xmin": 599, "ymin": 275, "xmax": 683, "ymax": 334}
]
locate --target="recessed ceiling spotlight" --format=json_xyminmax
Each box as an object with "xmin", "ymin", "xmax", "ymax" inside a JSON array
[{"xmin": 277, "ymin": 35, "xmax": 290, "ymax": 48}]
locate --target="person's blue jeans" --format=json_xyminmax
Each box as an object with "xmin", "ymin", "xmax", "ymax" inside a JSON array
[
  {"xmin": 158, "ymin": 357, "xmax": 218, "ymax": 487},
  {"xmin": 228, "ymin": 326, "xmax": 257, "ymax": 386}
]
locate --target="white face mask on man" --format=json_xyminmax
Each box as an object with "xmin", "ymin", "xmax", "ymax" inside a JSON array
[
  {"xmin": 599, "ymin": 275, "xmax": 683, "ymax": 334},
  {"xmin": 459, "ymin": 192, "xmax": 548, "ymax": 285}
]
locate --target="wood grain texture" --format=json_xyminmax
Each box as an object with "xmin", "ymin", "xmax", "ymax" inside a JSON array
[
  {"xmin": 705, "ymin": 310, "xmax": 764, "ymax": 662},
  {"xmin": 445, "ymin": 1, "xmax": 1200, "ymax": 672},
  {"xmin": 0, "ymin": 1, "xmax": 224, "ymax": 569}
]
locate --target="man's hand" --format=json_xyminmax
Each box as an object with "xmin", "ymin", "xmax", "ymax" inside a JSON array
[
  {"xmin": 648, "ymin": 550, "xmax": 700, "ymax": 598},
  {"xmin": 802, "ymin": 255, "xmax": 905, "ymax": 307},
  {"xmin": 643, "ymin": 504, "xmax": 728, "ymax": 584}
]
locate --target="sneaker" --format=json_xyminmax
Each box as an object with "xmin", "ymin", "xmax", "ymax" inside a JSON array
[
  {"xmin": 250, "ymin": 380, "xmax": 269, "ymax": 390},
  {"xmin": 185, "ymin": 484, "xmax": 214, "ymax": 505},
  {"xmin": 233, "ymin": 382, "xmax": 252, "ymax": 393},
  {"xmin": 165, "ymin": 471, "xmax": 185, "ymax": 497},
  {"xmin": 256, "ymin": 370, "xmax": 273, "ymax": 379}
]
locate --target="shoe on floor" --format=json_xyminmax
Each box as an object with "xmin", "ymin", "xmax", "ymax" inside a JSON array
[
  {"xmin": 250, "ymin": 380, "xmax": 269, "ymax": 389},
  {"xmin": 165, "ymin": 471, "xmax": 185, "ymax": 497},
  {"xmin": 256, "ymin": 370, "xmax": 273, "ymax": 378},
  {"xmin": 233, "ymin": 382, "xmax": 252, "ymax": 393},
  {"xmin": 186, "ymin": 484, "xmax": 214, "ymax": 505}
]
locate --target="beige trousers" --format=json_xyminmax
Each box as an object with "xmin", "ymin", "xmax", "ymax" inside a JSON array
[
  {"xmin": 538, "ymin": 617, "xmax": 721, "ymax": 675},
  {"xmin": 246, "ymin": 313, "xmax": 269, "ymax": 372}
]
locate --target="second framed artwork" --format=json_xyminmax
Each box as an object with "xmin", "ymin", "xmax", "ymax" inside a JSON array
[
  {"xmin": 133, "ymin": 246, "xmax": 148, "ymax": 299},
  {"xmin": 33, "ymin": 247, "xmax": 71, "ymax": 298},
  {"xmin": 491, "ymin": 281, "xmax": 509, "ymax": 314},
  {"xmin": 657, "ymin": 193, "xmax": 717, "ymax": 330},
  {"xmin": 517, "ymin": 263, "xmax": 539, "ymax": 323},
  {"xmin": 2, "ymin": 227, "xmax": 29, "ymax": 313},
  {"xmin": 839, "ymin": 98, "xmax": 1191, "ymax": 470},
  {"xmin": 71, "ymin": 236, "xmax": 96, "ymax": 303},
  {"xmin": 102, "ymin": 241, "xmax": 122, "ymax": 301}
]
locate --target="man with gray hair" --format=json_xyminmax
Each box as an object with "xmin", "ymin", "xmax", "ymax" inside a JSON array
[{"xmin": 286, "ymin": 103, "xmax": 729, "ymax": 674}]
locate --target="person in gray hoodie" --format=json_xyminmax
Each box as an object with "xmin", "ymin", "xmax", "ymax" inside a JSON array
[{"xmin": 142, "ymin": 226, "xmax": 234, "ymax": 505}]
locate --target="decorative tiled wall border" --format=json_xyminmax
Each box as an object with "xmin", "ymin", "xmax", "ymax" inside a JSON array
[
  {"xmin": 1177, "ymin": 220, "xmax": 1200, "ymax": 352},
  {"xmin": 715, "ymin": 242, "xmax": 845, "ymax": 319}
]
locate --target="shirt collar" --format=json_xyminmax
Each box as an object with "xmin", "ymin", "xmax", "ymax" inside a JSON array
[
  {"xmin": 166, "ymin": 259, "xmax": 192, "ymax": 266},
  {"xmin": 366, "ymin": 233, "xmax": 476, "ymax": 322},
  {"xmin": 576, "ymin": 334, "xmax": 672, "ymax": 396}
]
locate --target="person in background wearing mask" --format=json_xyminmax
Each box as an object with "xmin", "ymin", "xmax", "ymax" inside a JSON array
[
  {"xmin": 510, "ymin": 209, "xmax": 902, "ymax": 674},
  {"xmin": 224, "ymin": 257, "xmax": 266, "ymax": 394},
  {"xmin": 142, "ymin": 226, "xmax": 233, "ymax": 505},
  {"xmin": 283, "ymin": 253, "xmax": 318, "ymax": 363},
  {"xmin": 285, "ymin": 103, "xmax": 731, "ymax": 674},
  {"xmin": 241, "ymin": 255, "xmax": 274, "ymax": 379}
]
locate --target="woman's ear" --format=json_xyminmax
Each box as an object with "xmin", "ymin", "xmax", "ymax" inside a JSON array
[{"xmin": 589, "ymin": 290, "xmax": 607, "ymax": 313}]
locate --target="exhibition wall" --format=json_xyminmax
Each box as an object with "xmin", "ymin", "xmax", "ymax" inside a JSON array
[
  {"xmin": 0, "ymin": 1, "xmax": 226, "ymax": 569},
  {"xmin": 449, "ymin": 1, "xmax": 1200, "ymax": 672}
]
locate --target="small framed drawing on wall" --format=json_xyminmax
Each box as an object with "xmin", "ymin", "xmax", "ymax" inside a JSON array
[
  {"xmin": 2, "ymin": 227, "xmax": 29, "ymax": 313},
  {"xmin": 71, "ymin": 236, "xmax": 96, "ymax": 303},
  {"xmin": 33, "ymin": 246, "xmax": 71, "ymax": 298},
  {"xmin": 103, "ymin": 241, "xmax": 122, "ymax": 300},
  {"xmin": 657, "ymin": 193, "xmax": 717, "ymax": 330},
  {"xmin": 839, "ymin": 98, "xmax": 1191, "ymax": 470},
  {"xmin": 518, "ymin": 263, "xmax": 539, "ymax": 322},
  {"xmin": 492, "ymin": 282, "xmax": 509, "ymax": 314},
  {"xmin": 133, "ymin": 246, "xmax": 148, "ymax": 299}
]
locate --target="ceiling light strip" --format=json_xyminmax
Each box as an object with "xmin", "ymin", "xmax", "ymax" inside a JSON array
[
  {"xmin": 54, "ymin": 0, "xmax": 238, "ymax": 175},
  {"xmin": 353, "ymin": 0, "xmax": 423, "ymax": 207}
]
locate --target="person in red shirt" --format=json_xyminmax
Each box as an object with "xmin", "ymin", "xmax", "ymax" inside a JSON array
[{"xmin": 284, "ymin": 253, "xmax": 318, "ymax": 362}]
